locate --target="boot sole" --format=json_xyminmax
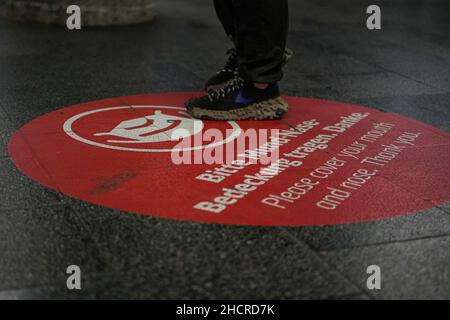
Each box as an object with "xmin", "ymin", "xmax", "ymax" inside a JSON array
[{"xmin": 187, "ymin": 97, "xmax": 289, "ymax": 121}]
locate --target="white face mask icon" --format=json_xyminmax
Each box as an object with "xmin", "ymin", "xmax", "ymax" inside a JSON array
[
  {"xmin": 64, "ymin": 105, "xmax": 241, "ymax": 153},
  {"xmin": 94, "ymin": 111, "xmax": 204, "ymax": 144}
]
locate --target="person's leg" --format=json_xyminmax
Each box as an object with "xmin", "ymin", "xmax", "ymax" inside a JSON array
[
  {"xmin": 203, "ymin": 0, "xmax": 239, "ymax": 92},
  {"xmin": 213, "ymin": 0, "xmax": 236, "ymax": 41},
  {"xmin": 233, "ymin": 0, "xmax": 289, "ymax": 84},
  {"xmin": 185, "ymin": 0, "xmax": 290, "ymax": 120},
  {"xmin": 206, "ymin": 0, "xmax": 291, "ymax": 92}
]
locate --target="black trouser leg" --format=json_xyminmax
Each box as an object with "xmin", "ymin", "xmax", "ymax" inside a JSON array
[
  {"xmin": 213, "ymin": 0, "xmax": 236, "ymax": 41},
  {"xmin": 214, "ymin": 0, "xmax": 289, "ymax": 84}
]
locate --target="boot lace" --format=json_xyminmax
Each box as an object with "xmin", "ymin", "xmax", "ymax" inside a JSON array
[
  {"xmin": 208, "ymin": 76, "xmax": 245, "ymax": 101},
  {"xmin": 220, "ymin": 48, "xmax": 238, "ymax": 74}
]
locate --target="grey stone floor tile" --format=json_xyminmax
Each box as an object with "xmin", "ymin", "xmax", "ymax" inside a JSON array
[
  {"xmin": 304, "ymin": 33, "xmax": 450, "ymax": 94},
  {"xmin": 315, "ymin": 72, "xmax": 446, "ymax": 99},
  {"xmin": 0, "ymin": 205, "xmax": 101, "ymax": 291},
  {"xmin": 290, "ymin": 48, "xmax": 381, "ymax": 77},
  {"xmin": 0, "ymin": 116, "xmax": 14, "ymax": 157},
  {"xmin": 352, "ymin": 45, "xmax": 450, "ymax": 91},
  {"xmin": 355, "ymin": 94, "xmax": 450, "ymax": 128},
  {"xmin": 281, "ymin": 207, "xmax": 450, "ymax": 251},
  {"xmin": 319, "ymin": 236, "xmax": 450, "ymax": 299},
  {"xmin": 437, "ymin": 202, "xmax": 450, "ymax": 215},
  {"xmin": 50, "ymin": 201, "xmax": 361, "ymax": 299},
  {"xmin": 331, "ymin": 293, "xmax": 372, "ymax": 300},
  {"xmin": 0, "ymin": 287, "xmax": 87, "ymax": 300},
  {"xmin": 0, "ymin": 158, "xmax": 63, "ymax": 210},
  {"xmin": 381, "ymin": 30, "xmax": 450, "ymax": 64}
]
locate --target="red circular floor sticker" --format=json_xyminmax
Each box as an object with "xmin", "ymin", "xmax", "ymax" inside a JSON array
[{"xmin": 8, "ymin": 93, "xmax": 450, "ymax": 226}]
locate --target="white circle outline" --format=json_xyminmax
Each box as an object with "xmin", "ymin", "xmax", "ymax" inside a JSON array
[{"xmin": 63, "ymin": 105, "xmax": 242, "ymax": 153}]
